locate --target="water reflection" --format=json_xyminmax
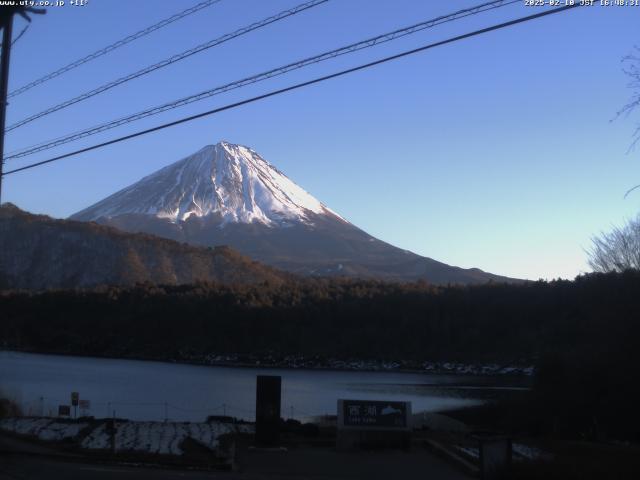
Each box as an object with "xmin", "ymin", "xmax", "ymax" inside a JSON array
[{"xmin": 0, "ymin": 351, "xmax": 524, "ymax": 422}]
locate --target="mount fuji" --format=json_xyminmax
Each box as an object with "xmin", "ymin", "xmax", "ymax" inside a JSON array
[{"xmin": 71, "ymin": 141, "xmax": 514, "ymax": 284}]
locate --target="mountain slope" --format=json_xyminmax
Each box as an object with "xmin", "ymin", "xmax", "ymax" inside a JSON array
[
  {"xmin": 72, "ymin": 142, "xmax": 344, "ymax": 226},
  {"xmin": 71, "ymin": 141, "xmax": 517, "ymax": 285},
  {"xmin": 0, "ymin": 204, "xmax": 288, "ymax": 290}
]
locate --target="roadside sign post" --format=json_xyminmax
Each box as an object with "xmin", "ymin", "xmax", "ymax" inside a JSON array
[
  {"xmin": 79, "ymin": 399, "xmax": 90, "ymax": 417},
  {"xmin": 58, "ymin": 405, "xmax": 71, "ymax": 417},
  {"xmin": 71, "ymin": 392, "xmax": 79, "ymax": 419},
  {"xmin": 336, "ymin": 399, "xmax": 412, "ymax": 451}
]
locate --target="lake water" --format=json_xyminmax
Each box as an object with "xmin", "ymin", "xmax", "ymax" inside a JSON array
[{"xmin": 0, "ymin": 351, "xmax": 525, "ymax": 422}]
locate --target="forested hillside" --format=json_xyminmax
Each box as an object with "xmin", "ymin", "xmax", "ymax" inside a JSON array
[
  {"xmin": 0, "ymin": 204, "xmax": 288, "ymax": 289},
  {"xmin": 1, "ymin": 271, "xmax": 638, "ymax": 367}
]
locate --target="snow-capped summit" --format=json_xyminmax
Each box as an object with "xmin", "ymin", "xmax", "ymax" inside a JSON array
[
  {"xmin": 72, "ymin": 141, "xmax": 343, "ymax": 226},
  {"xmin": 71, "ymin": 141, "xmax": 517, "ymax": 285}
]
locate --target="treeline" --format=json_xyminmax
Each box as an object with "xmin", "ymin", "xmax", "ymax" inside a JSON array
[{"xmin": 1, "ymin": 271, "xmax": 639, "ymax": 366}]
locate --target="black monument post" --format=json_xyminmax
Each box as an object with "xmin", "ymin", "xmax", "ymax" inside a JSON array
[{"xmin": 255, "ymin": 375, "xmax": 281, "ymax": 446}]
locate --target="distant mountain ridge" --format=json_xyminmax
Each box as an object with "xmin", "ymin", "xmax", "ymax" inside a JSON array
[
  {"xmin": 0, "ymin": 204, "xmax": 288, "ymax": 290},
  {"xmin": 71, "ymin": 141, "xmax": 518, "ymax": 285}
]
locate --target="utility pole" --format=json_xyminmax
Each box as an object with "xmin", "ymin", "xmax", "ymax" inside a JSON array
[
  {"xmin": 0, "ymin": 6, "xmax": 45, "ymax": 203},
  {"xmin": 0, "ymin": 11, "xmax": 14, "ymax": 204}
]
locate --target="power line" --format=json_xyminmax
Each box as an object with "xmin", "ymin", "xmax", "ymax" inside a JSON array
[
  {"xmin": 5, "ymin": 0, "xmax": 329, "ymax": 132},
  {"xmin": 10, "ymin": 23, "xmax": 29, "ymax": 46},
  {"xmin": 2, "ymin": 3, "xmax": 581, "ymax": 178},
  {"xmin": 7, "ymin": 0, "xmax": 224, "ymax": 99},
  {"xmin": 0, "ymin": 23, "xmax": 30, "ymax": 49},
  {"xmin": 6, "ymin": 0, "xmax": 519, "ymax": 160},
  {"xmin": 5, "ymin": 0, "xmax": 512, "ymax": 146}
]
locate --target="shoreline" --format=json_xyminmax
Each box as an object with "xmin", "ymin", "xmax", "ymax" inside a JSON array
[{"xmin": 0, "ymin": 347, "xmax": 535, "ymax": 378}]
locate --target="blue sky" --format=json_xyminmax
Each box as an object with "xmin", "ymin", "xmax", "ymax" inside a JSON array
[{"xmin": 2, "ymin": 0, "xmax": 639, "ymax": 280}]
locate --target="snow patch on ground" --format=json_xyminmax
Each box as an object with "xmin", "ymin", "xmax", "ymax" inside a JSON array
[
  {"xmin": 81, "ymin": 423, "xmax": 109, "ymax": 449},
  {"xmin": 0, "ymin": 417, "xmax": 88, "ymax": 441},
  {"xmin": 454, "ymin": 442, "xmax": 548, "ymax": 463},
  {"xmin": 513, "ymin": 443, "xmax": 547, "ymax": 461},
  {"xmin": 81, "ymin": 420, "xmax": 252, "ymax": 455},
  {"xmin": 456, "ymin": 445, "xmax": 479, "ymax": 459},
  {"xmin": 0, "ymin": 417, "xmax": 254, "ymax": 456}
]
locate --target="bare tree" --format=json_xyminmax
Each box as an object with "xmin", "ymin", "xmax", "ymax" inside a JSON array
[
  {"xmin": 617, "ymin": 46, "xmax": 640, "ymax": 150},
  {"xmin": 610, "ymin": 48, "xmax": 640, "ymax": 199},
  {"xmin": 588, "ymin": 50, "xmax": 640, "ymax": 272},
  {"xmin": 588, "ymin": 215, "xmax": 640, "ymax": 272}
]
